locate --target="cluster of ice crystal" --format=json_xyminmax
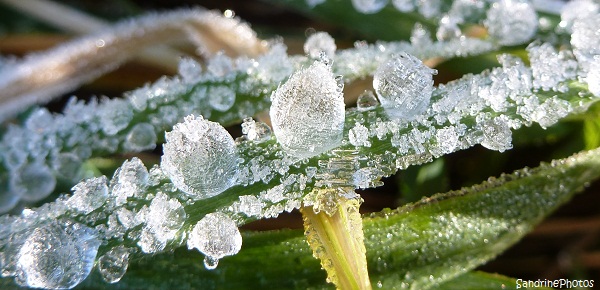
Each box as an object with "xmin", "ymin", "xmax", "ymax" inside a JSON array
[
  {"xmin": 0, "ymin": 42, "xmax": 292, "ymax": 213},
  {"xmin": 304, "ymin": 31, "xmax": 337, "ymax": 59},
  {"xmin": 527, "ymin": 43, "xmax": 578, "ymax": 91},
  {"xmin": 14, "ymin": 221, "xmax": 100, "ymax": 289},
  {"xmin": 161, "ymin": 115, "xmax": 239, "ymax": 199},
  {"xmin": 67, "ymin": 176, "xmax": 109, "ymax": 214},
  {"xmin": 270, "ymin": 61, "xmax": 345, "ymax": 158},
  {"xmin": 110, "ymin": 158, "xmax": 149, "ymax": 206},
  {"xmin": 187, "ymin": 212, "xmax": 242, "ymax": 270},
  {"xmin": 373, "ymin": 52, "xmax": 437, "ymax": 120},
  {"xmin": 588, "ymin": 56, "xmax": 600, "ymax": 97},
  {"xmin": 484, "ymin": 0, "xmax": 537, "ymax": 46},
  {"xmin": 137, "ymin": 192, "xmax": 186, "ymax": 253}
]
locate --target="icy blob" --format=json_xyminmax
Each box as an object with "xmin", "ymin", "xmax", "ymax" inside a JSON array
[
  {"xmin": 270, "ymin": 61, "xmax": 345, "ymax": 158},
  {"xmin": 304, "ymin": 31, "xmax": 337, "ymax": 59},
  {"xmin": 187, "ymin": 212, "xmax": 242, "ymax": 270},
  {"xmin": 484, "ymin": 0, "xmax": 537, "ymax": 46},
  {"xmin": 15, "ymin": 222, "xmax": 100, "ymax": 289},
  {"xmin": 373, "ymin": 52, "xmax": 437, "ymax": 120},
  {"xmin": 161, "ymin": 115, "xmax": 238, "ymax": 199}
]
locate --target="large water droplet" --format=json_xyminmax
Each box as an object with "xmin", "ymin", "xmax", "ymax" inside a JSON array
[
  {"xmin": 15, "ymin": 222, "xmax": 100, "ymax": 289},
  {"xmin": 373, "ymin": 52, "xmax": 436, "ymax": 120},
  {"xmin": 270, "ymin": 61, "xmax": 345, "ymax": 158},
  {"xmin": 161, "ymin": 115, "xmax": 238, "ymax": 199},
  {"xmin": 484, "ymin": 0, "xmax": 537, "ymax": 46},
  {"xmin": 187, "ymin": 212, "xmax": 242, "ymax": 268}
]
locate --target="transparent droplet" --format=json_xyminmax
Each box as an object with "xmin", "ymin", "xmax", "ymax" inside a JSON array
[
  {"xmin": 98, "ymin": 246, "xmax": 129, "ymax": 284},
  {"xmin": 15, "ymin": 222, "xmax": 100, "ymax": 289},
  {"xmin": 99, "ymin": 99, "xmax": 134, "ymax": 135},
  {"xmin": 484, "ymin": 0, "xmax": 537, "ymax": 46},
  {"xmin": 241, "ymin": 117, "xmax": 272, "ymax": 142},
  {"xmin": 0, "ymin": 174, "xmax": 19, "ymax": 213},
  {"xmin": 161, "ymin": 115, "xmax": 239, "ymax": 199},
  {"xmin": 357, "ymin": 90, "xmax": 380, "ymax": 111},
  {"xmin": 351, "ymin": 0, "xmax": 389, "ymax": 14},
  {"xmin": 187, "ymin": 212, "xmax": 242, "ymax": 267},
  {"xmin": 68, "ymin": 176, "xmax": 109, "ymax": 214},
  {"xmin": 373, "ymin": 52, "xmax": 437, "ymax": 120},
  {"xmin": 304, "ymin": 31, "xmax": 337, "ymax": 59},
  {"xmin": 203, "ymin": 256, "xmax": 219, "ymax": 270},
  {"xmin": 10, "ymin": 161, "xmax": 56, "ymax": 202},
  {"xmin": 207, "ymin": 86, "xmax": 236, "ymax": 112},
  {"xmin": 123, "ymin": 122, "xmax": 157, "ymax": 152},
  {"xmin": 270, "ymin": 61, "xmax": 345, "ymax": 158}
]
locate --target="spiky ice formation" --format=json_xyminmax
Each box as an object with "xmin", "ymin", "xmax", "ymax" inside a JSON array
[{"xmin": 270, "ymin": 61, "xmax": 345, "ymax": 158}]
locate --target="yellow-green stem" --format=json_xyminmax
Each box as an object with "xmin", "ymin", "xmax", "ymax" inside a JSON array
[{"xmin": 300, "ymin": 195, "xmax": 371, "ymax": 290}]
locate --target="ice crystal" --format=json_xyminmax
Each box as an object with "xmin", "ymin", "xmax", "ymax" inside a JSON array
[
  {"xmin": 110, "ymin": 158, "xmax": 149, "ymax": 206},
  {"xmin": 67, "ymin": 176, "xmax": 109, "ymax": 214},
  {"xmin": 571, "ymin": 15, "xmax": 600, "ymax": 68},
  {"xmin": 373, "ymin": 52, "xmax": 437, "ymax": 120},
  {"xmin": 351, "ymin": 0, "xmax": 389, "ymax": 14},
  {"xmin": 559, "ymin": 0, "xmax": 599, "ymax": 32},
  {"xmin": 241, "ymin": 117, "xmax": 272, "ymax": 142},
  {"xmin": 270, "ymin": 61, "xmax": 345, "ymax": 158},
  {"xmin": 10, "ymin": 161, "xmax": 56, "ymax": 203},
  {"xmin": 588, "ymin": 56, "xmax": 600, "ymax": 97},
  {"xmin": 161, "ymin": 115, "xmax": 238, "ymax": 199},
  {"xmin": 98, "ymin": 246, "xmax": 129, "ymax": 284}
]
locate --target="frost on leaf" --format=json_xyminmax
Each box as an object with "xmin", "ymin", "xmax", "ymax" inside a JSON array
[
  {"xmin": 161, "ymin": 115, "xmax": 239, "ymax": 199},
  {"xmin": 187, "ymin": 212, "xmax": 242, "ymax": 270},
  {"xmin": 373, "ymin": 52, "xmax": 437, "ymax": 120},
  {"xmin": 270, "ymin": 61, "xmax": 345, "ymax": 158}
]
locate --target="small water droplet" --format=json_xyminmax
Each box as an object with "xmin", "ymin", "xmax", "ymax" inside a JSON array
[
  {"xmin": 203, "ymin": 256, "xmax": 219, "ymax": 270},
  {"xmin": 356, "ymin": 90, "xmax": 379, "ymax": 111}
]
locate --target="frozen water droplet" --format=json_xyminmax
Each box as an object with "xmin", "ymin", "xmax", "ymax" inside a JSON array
[
  {"xmin": 351, "ymin": 0, "xmax": 389, "ymax": 14},
  {"xmin": 559, "ymin": 0, "xmax": 599, "ymax": 33},
  {"xmin": 373, "ymin": 52, "xmax": 436, "ymax": 120},
  {"xmin": 349, "ymin": 123, "xmax": 371, "ymax": 147},
  {"xmin": 410, "ymin": 23, "xmax": 432, "ymax": 47},
  {"xmin": 587, "ymin": 56, "xmax": 600, "ymax": 97},
  {"xmin": 11, "ymin": 161, "xmax": 56, "ymax": 202},
  {"xmin": 99, "ymin": 99, "xmax": 134, "ymax": 135},
  {"xmin": 335, "ymin": 75, "xmax": 345, "ymax": 92},
  {"xmin": 571, "ymin": 16, "xmax": 600, "ymax": 67},
  {"xmin": 110, "ymin": 157, "xmax": 149, "ymax": 205},
  {"xmin": 0, "ymin": 174, "xmax": 19, "ymax": 213},
  {"xmin": 123, "ymin": 122, "xmax": 157, "ymax": 152},
  {"xmin": 187, "ymin": 212, "xmax": 242, "ymax": 265},
  {"xmin": 480, "ymin": 118, "xmax": 513, "ymax": 152},
  {"xmin": 98, "ymin": 246, "xmax": 129, "ymax": 284},
  {"xmin": 527, "ymin": 43, "xmax": 578, "ymax": 91},
  {"xmin": 270, "ymin": 61, "xmax": 345, "ymax": 158},
  {"xmin": 392, "ymin": 0, "xmax": 414, "ymax": 12},
  {"xmin": 241, "ymin": 117, "xmax": 272, "ymax": 142},
  {"xmin": 178, "ymin": 57, "xmax": 203, "ymax": 84},
  {"xmin": 68, "ymin": 176, "xmax": 109, "ymax": 214},
  {"xmin": 484, "ymin": 0, "xmax": 537, "ymax": 46},
  {"xmin": 15, "ymin": 222, "xmax": 100, "ymax": 289},
  {"xmin": 203, "ymin": 256, "xmax": 219, "ymax": 270},
  {"xmin": 304, "ymin": 31, "xmax": 337, "ymax": 59},
  {"xmin": 208, "ymin": 86, "xmax": 236, "ymax": 112},
  {"xmin": 357, "ymin": 90, "xmax": 379, "ymax": 111},
  {"xmin": 238, "ymin": 195, "xmax": 264, "ymax": 216},
  {"xmin": 161, "ymin": 115, "xmax": 239, "ymax": 199}
]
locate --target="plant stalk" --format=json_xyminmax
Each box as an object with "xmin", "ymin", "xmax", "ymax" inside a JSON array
[{"xmin": 300, "ymin": 195, "xmax": 372, "ymax": 290}]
